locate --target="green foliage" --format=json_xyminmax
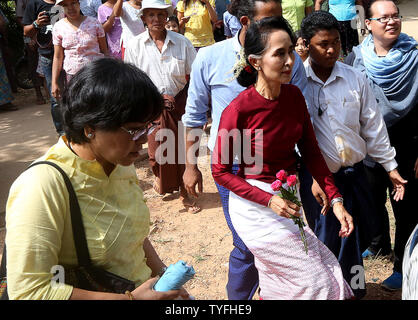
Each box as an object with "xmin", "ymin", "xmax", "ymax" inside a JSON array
[{"xmin": 1, "ymin": 1, "xmax": 24, "ymax": 64}]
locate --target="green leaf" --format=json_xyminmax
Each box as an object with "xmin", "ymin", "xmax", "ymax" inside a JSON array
[{"xmin": 279, "ymin": 188, "xmax": 302, "ymax": 206}]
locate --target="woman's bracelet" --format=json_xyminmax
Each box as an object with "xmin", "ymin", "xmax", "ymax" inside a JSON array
[
  {"xmin": 125, "ymin": 290, "xmax": 135, "ymax": 300},
  {"xmin": 330, "ymin": 197, "xmax": 344, "ymax": 207}
]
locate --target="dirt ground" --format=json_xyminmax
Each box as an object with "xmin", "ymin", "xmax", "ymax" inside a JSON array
[{"xmin": 1, "ymin": 0, "xmax": 417, "ymax": 299}]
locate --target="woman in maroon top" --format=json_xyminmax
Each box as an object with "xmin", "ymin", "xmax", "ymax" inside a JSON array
[{"xmin": 211, "ymin": 16, "xmax": 354, "ymax": 300}]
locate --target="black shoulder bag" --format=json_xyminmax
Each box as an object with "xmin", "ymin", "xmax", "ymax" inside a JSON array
[{"xmin": 0, "ymin": 161, "xmax": 135, "ymax": 300}]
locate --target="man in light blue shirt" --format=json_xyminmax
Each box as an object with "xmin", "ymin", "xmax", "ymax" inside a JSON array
[
  {"xmin": 223, "ymin": 9, "xmax": 242, "ymax": 38},
  {"xmin": 182, "ymin": 0, "xmax": 310, "ymax": 300}
]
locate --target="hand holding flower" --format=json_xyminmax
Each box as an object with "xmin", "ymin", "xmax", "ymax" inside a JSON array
[
  {"xmin": 271, "ymin": 171, "xmax": 308, "ymax": 253},
  {"xmin": 268, "ymin": 195, "xmax": 301, "ymax": 219}
]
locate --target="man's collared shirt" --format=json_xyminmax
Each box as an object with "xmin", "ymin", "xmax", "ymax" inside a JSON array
[
  {"xmin": 223, "ymin": 11, "xmax": 242, "ymax": 38},
  {"xmin": 124, "ymin": 30, "xmax": 196, "ymax": 96},
  {"xmin": 304, "ymin": 58, "xmax": 397, "ymax": 173},
  {"xmin": 182, "ymin": 31, "xmax": 309, "ymax": 152}
]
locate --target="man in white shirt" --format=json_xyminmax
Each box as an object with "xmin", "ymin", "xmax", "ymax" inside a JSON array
[
  {"xmin": 299, "ymin": 10, "xmax": 406, "ymax": 299},
  {"xmin": 124, "ymin": 0, "xmax": 198, "ymax": 213}
]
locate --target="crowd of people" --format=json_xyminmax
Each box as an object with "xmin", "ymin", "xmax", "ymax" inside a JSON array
[{"xmin": 1, "ymin": 0, "xmax": 417, "ymax": 300}]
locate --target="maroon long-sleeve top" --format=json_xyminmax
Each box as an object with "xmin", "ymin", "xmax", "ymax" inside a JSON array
[{"xmin": 211, "ymin": 84, "xmax": 341, "ymax": 206}]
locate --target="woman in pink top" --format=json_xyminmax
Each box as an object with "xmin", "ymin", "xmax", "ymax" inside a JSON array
[
  {"xmin": 212, "ymin": 16, "xmax": 354, "ymax": 300},
  {"xmin": 51, "ymin": 0, "xmax": 107, "ymax": 99},
  {"xmin": 98, "ymin": 0, "xmax": 123, "ymax": 59}
]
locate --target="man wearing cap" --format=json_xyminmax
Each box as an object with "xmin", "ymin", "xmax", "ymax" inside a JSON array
[{"xmin": 124, "ymin": 0, "xmax": 199, "ymax": 214}]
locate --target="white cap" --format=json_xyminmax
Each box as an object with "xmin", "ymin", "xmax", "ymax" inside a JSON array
[{"xmin": 139, "ymin": 0, "xmax": 173, "ymax": 16}]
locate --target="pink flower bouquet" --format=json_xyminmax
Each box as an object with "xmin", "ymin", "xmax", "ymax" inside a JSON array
[{"xmin": 272, "ymin": 170, "xmax": 308, "ymax": 254}]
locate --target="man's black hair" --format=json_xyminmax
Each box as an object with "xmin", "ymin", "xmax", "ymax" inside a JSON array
[
  {"xmin": 229, "ymin": 0, "xmax": 282, "ymax": 21},
  {"xmin": 61, "ymin": 58, "xmax": 163, "ymax": 144},
  {"xmin": 300, "ymin": 10, "xmax": 341, "ymax": 45},
  {"xmin": 167, "ymin": 15, "xmax": 179, "ymax": 25},
  {"xmin": 365, "ymin": 0, "xmax": 400, "ymax": 19}
]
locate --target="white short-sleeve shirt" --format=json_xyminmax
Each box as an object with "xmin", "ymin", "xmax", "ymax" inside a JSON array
[
  {"xmin": 124, "ymin": 30, "xmax": 197, "ymax": 96},
  {"xmin": 120, "ymin": 2, "xmax": 145, "ymax": 49}
]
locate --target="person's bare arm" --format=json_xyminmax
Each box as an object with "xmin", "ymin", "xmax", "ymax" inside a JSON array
[
  {"xmin": 143, "ymin": 237, "xmax": 167, "ymax": 277},
  {"xmin": 177, "ymin": 10, "xmax": 190, "ymax": 30},
  {"xmin": 314, "ymin": 0, "xmax": 324, "ymax": 11},
  {"xmin": 98, "ymin": 36, "xmax": 108, "ymax": 55},
  {"xmin": 101, "ymin": 8, "xmax": 118, "ymax": 33},
  {"xmin": 113, "ymin": 0, "xmax": 124, "ymax": 17},
  {"xmin": 202, "ymin": 0, "xmax": 218, "ymax": 24},
  {"xmin": 51, "ymin": 45, "xmax": 64, "ymax": 99},
  {"xmin": 183, "ymin": 126, "xmax": 204, "ymax": 197},
  {"xmin": 24, "ymin": 11, "xmax": 49, "ymax": 38}
]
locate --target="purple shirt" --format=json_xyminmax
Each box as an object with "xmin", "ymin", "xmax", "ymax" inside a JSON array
[{"xmin": 98, "ymin": 4, "xmax": 122, "ymax": 59}]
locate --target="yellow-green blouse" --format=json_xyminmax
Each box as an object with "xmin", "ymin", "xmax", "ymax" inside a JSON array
[
  {"xmin": 282, "ymin": 0, "xmax": 313, "ymax": 32},
  {"xmin": 5, "ymin": 137, "xmax": 151, "ymax": 299}
]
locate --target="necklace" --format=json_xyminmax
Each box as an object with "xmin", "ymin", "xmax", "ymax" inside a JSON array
[{"xmin": 254, "ymin": 83, "xmax": 280, "ymax": 100}]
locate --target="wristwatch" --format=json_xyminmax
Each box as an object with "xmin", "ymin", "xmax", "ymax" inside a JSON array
[
  {"xmin": 331, "ymin": 197, "xmax": 344, "ymax": 207},
  {"xmin": 32, "ymin": 20, "xmax": 40, "ymax": 30}
]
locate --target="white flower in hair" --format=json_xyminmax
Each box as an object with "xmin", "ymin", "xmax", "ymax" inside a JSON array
[{"xmin": 226, "ymin": 47, "xmax": 251, "ymax": 83}]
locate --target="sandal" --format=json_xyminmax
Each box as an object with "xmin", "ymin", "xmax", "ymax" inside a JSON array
[{"xmin": 183, "ymin": 201, "xmax": 201, "ymax": 214}]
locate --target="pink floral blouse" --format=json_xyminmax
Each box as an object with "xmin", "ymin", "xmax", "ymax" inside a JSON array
[{"xmin": 52, "ymin": 16, "xmax": 105, "ymax": 75}]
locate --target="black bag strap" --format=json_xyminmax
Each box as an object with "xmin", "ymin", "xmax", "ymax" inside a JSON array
[
  {"xmin": 0, "ymin": 160, "xmax": 93, "ymax": 299},
  {"xmin": 26, "ymin": 161, "xmax": 92, "ymax": 267}
]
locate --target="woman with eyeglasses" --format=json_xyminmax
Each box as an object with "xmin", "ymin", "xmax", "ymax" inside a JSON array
[
  {"xmin": 4, "ymin": 58, "xmax": 190, "ymax": 300},
  {"xmin": 346, "ymin": 0, "xmax": 418, "ymax": 291}
]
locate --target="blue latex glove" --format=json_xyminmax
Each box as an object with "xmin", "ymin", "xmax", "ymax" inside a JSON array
[{"xmin": 154, "ymin": 260, "xmax": 195, "ymax": 292}]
